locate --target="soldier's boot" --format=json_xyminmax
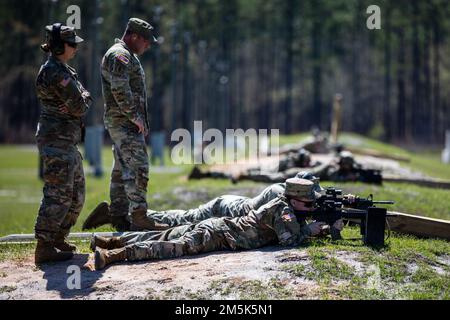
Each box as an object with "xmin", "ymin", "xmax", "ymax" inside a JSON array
[
  {"xmin": 54, "ymin": 236, "xmax": 77, "ymax": 253},
  {"xmin": 82, "ymin": 201, "xmax": 111, "ymax": 230},
  {"xmin": 95, "ymin": 247, "xmax": 127, "ymax": 270},
  {"xmin": 188, "ymin": 166, "xmax": 205, "ymax": 180},
  {"xmin": 230, "ymin": 174, "xmax": 242, "ymax": 184},
  {"xmin": 35, "ymin": 240, "xmax": 74, "ymax": 264},
  {"xmin": 90, "ymin": 235, "xmax": 124, "ymax": 252},
  {"xmin": 130, "ymin": 209, "xmax": 155, "ymax": 230},
  {"xmin": 111, "ymin": 215, "xmax": 131, "ymax": 232}
]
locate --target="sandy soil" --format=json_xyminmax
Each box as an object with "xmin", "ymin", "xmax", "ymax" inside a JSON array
[{"xmin": 0, "ymin": 246, "xmax": 319, "ymax": 300}]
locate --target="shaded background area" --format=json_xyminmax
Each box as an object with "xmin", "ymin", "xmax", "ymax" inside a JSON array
[{"xmin": 0, "ymin": 0, "xmax": 449, "ymax": 145}]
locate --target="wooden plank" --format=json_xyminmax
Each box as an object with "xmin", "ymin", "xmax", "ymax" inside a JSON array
[
  {"xmin": 384, "ymin": 175, "xmax": 450, "ymax": 189},
  {"xmin": 387, "ymin": 211, "xmax": 450, "ymax": 240},
  {"xmin": 345, "ymin": 146, "xmax": 410, "ymax": 162}
]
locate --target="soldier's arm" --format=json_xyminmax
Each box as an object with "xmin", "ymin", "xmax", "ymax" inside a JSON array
[
  {"xmin": 255, "ymin": 198, "xmax": 311, "ymax": 246},
  {"xmin": 272, "ymin": 207, "xmax": 312, "ymax": 246},
  {"xmin": 107, "ymin": 51, "xmax": 141, "ymax": 123},
  {"xmin": 51, "ymin": 68, "xmax": 91, "ymax": 117},
  {"xmin": 306, "ymin": 161, "xmax": 331, "ymax": 180}
]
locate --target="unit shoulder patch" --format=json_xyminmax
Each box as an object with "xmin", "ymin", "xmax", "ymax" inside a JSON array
[{"xmin": 116, "ymin": 53, "xmax": 130, "ymax": 65}]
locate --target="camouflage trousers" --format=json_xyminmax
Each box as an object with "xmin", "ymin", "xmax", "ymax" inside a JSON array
[
  {"xmin": 138, "ymin": 196, "xmax": 252, "ymax": 230},
  {"xmin": 35, "ymin": 143, "xmax": 85, "ymax": 242},
  {"xmin": 108, "ymin": 126, "xmax": 149, "ymax": 217},
  {"xmin": 120, "ymin": 218, "xmax": 232, "ymax": 261},
  {"xmin": 120, "ymin": 210, "xmax": 278, "ymax": 261}
]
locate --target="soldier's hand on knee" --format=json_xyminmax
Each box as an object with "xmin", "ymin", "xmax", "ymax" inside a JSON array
[{"xmin": 131, "ymin": 117, "xmax": 145, "ymax": 134}]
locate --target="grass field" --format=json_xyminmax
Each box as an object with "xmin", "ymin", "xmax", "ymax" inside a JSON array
[
  {"xmin": 0, "ymin": 133, "xmax": 449, "ymax": 299},
  {"xmin": 2, "ymin": 132, "xmax": 448, "ymax": 237}
]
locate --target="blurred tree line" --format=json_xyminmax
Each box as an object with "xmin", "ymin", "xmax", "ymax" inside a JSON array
[{"xmin": 0, "ymin": 0, "xmax": 449, "ymax": 144}]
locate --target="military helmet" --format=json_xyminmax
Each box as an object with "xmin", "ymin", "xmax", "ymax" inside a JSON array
[
  {"xmin": 285, "ymin": 178, "xmax": 321, "ymax": 201},
  {"xmin": 294, "ymin": 148, "xmax": 311, "ymax": 167},
  {"xmin": 338, "ymin": 151, "xmax": 354, "ymax": 166},
  {"xmin": 295, "ymin": 171, "xmax": 324, "ymax": 193}
]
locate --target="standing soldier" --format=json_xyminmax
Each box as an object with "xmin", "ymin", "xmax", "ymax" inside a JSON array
[
  {"xmin": 35, "ymin": 23, "xmax": 91, "ymax": 263},
  {"xmin": 100, "ymin": 18, "xmax": 157, "ymax": 231}
]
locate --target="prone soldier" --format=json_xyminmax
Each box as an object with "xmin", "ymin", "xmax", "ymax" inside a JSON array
[{"xmin": 90, "ymin": 178, "xmax": 330, "ymax": 270}]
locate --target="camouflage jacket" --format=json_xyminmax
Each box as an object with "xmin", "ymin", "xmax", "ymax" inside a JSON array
[
  {"xmin": 214, "ymin": 195, "xmax": 311, "ymax": 250},
  {"xmin": 215, "ymin": 183, "xmax": 286, "ymax": 218},
  {"xmin": 101, "ymin": 39, "xmax": 149, "ymax": 131},
  {"xmin": 35, "ymin": 56, "xmax": 91, "ymax": 144}
]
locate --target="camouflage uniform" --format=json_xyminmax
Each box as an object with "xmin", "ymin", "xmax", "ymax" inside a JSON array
[
  {"xmin": 306, "ymin": 152, "xmax": 382, "ymax": 184},
  {"xmin": 101, "ymin": 38, "xmax": 150, "ymax": 218},
  {"xmin": 35, "ymin": 56, "xmax": 91, "ymax": 242},
  {"xmin": 141, "ymin": 183, "xmax": 286, "ymax": 229},
  {"xmin": 119, "ymin": 196, "xmax": 311, "ymax": 262},
  {"xmin": 189, "ymin": 149, "xmax": 312, "ymax": 183}
]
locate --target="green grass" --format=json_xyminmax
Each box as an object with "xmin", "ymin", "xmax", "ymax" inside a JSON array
[
  {"xmin": 0, "ymin": 134, "xmax": 449, "ymax": 235},
  {"xmin": 282, "ymin": 227, "xmax": 450, "ymax": 299}
]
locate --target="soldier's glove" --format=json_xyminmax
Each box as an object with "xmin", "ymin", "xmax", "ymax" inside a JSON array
[
  {"xmin": 344, "ymin": 194, "xmax": 356, "ymax": 204},
  {"xmin": 307, "ymin": 221, "xmax": 327, "ymax": 237},
  {"xmin": 332, "ymin": 219, "xmax": 345, "ymax": 231}
]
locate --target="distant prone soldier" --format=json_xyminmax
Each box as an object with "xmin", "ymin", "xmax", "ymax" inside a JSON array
[
  {"xmin": 188, "ymin": 148, "xmax": 316, "ymax": 182},
  {"xmin": 233, "ymin": 151, "xmax": 382, "ymax": 185},
  {"xmin": 311, "ymin": 151, "xmax": 382, "ymax": 184}
]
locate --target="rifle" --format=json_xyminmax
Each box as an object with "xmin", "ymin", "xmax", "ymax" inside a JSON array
[
  {"xmin": 294, "ymin": 187, "xmax": 395, "ymax": 247},
  {"xmin": 356, "ymin": 168, "xmax": 383, "ymax": 184}
]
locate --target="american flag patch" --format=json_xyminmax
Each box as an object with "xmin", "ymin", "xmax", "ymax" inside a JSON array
[
  {"xmin": 116, "ymin": 54, "xmax": 130, "ymax": 65},
  {"xmin": 60, "ymin": 77, "xmax": 71, "ymax": 87}
]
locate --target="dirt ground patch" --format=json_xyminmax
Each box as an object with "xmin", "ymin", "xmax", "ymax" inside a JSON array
[{"xmin": 0, "ymin": 246, "xmax": 321, "ymax": 300}]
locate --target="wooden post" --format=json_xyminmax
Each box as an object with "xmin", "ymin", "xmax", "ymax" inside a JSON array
[
  {"xmin": 331, "ymin": 93, "xmax": 343, "ymax": 144},
  {"xmin": 442, "ymin": 130, "xmax": 450, "ymax": 164}
]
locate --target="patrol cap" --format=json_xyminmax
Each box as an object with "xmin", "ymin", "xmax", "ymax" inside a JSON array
[
  {"xmin": 127, "ymin": 18, "xmax": 158, "ymax": 43},
  {"xmin": 45, "ymin": 24, "xmax": 84, "ymax": 44},
  {"xmin": 285, "ymin": 178, "xmax": 321, "ymax": 201}
]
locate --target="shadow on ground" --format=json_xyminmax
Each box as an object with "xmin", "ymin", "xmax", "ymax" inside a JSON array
[{"xmin": 39, "ymin": 253, "xmax": 104, "ymax": 299}]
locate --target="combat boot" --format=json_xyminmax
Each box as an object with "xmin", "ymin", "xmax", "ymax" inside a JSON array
[
  {"xmin": 54, "ymin": 236, "xmax": 77, "ymax": 252},
  {"xmin": 90, "ymin": 234, "xmax": 124, "ymax": 251},
  {"xmin": 35, "ymin": 240, "xmax": 73, "ymax": 264},
  {"xmin": 95, "ymin": 247, "xmax": 127, "ymax": 270},
  {"xmin": 188, "ymin": 166, "xmax": 205, "ymax": 180},
  {"xmin": 130, "ymin": 209, "xmax": 155, "ymax": 230},
  {"xmin": 111, "ymin": 215, "xmax": 131, "ymax": 231},
  {"xmin": 82, "ymin": 201, "xmax": 111, "ymax": 230},
  {"xmin": 230, "ymin": 174, "xmax": 241, "ymax": 184}
]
